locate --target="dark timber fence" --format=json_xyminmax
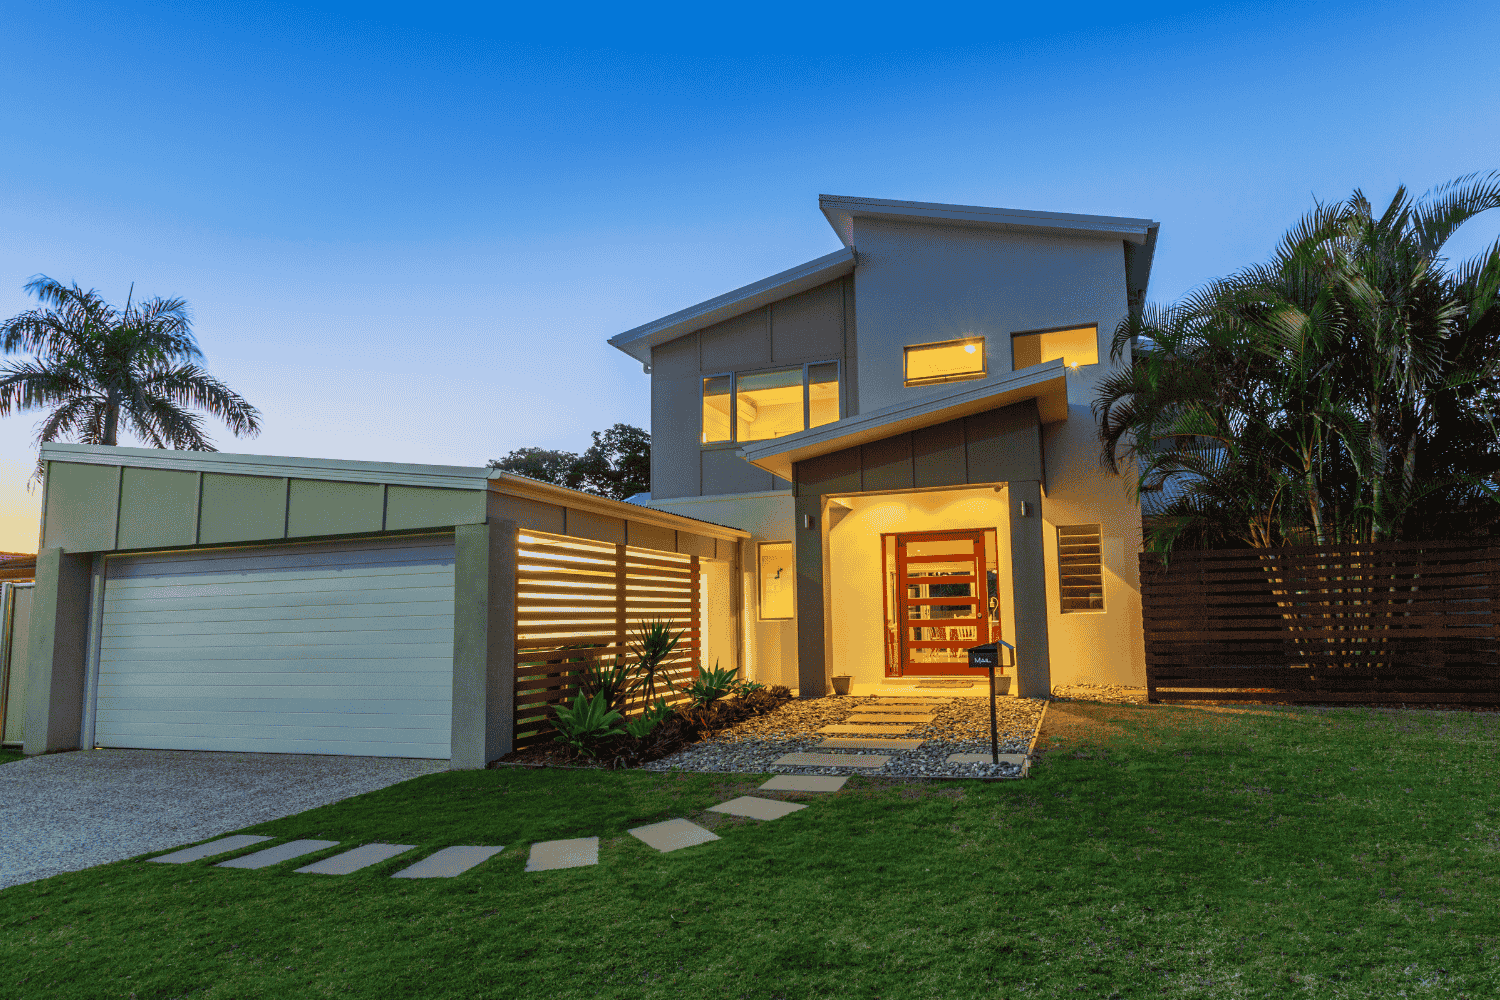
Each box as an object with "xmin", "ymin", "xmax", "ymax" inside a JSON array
[{"xmin": 1140, "ymin": 539, "xmax": 1500, "ymax": 705}]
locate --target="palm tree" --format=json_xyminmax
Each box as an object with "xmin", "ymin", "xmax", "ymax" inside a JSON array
[
  {"xmin": 0, "ymin": 276, "xmax": 261, "ymax": 455},
  {"xmin": 1096, "ymin": 173, "xmax": 1500, "ymax": 550}
]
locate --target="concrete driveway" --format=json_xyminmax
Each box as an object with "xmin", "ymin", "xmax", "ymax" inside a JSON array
[{"xmin": 0, "ymin": 749, "xmax": 449, "ymax": 889}]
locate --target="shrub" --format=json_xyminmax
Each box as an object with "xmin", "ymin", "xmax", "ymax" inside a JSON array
[
  {"xmin": 625, "ymin": 698, "xmax": 675, "ymax": 740},
  {"xmin": 577, "ymin": 655, "xmax": 632, "ymax": 713},
  {"xmin": 629, "ymin": 619, "xmax": 686, "ymax": 704},
  {"xmin": 552, "ymin": 692, "xmax": 626, "ymax": 758}
]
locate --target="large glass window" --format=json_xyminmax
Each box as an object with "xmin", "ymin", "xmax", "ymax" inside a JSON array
[
  {"xmin": 701, "ymin": 362, "xmax": 841, "ymax": 444},
  {"xmin": 1012, "ymin": 325, "xmax": 1099, "ymax": 371},
  {"xmin": 904, "ymin": 337, "xmax": 985, "ymax": 386},
  {"xmin": 758, "ymin": 541, "xmax": 794, "ymax": 619}
]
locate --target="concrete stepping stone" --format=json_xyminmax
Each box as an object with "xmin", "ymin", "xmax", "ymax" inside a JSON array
[
  {"xmin": 391, "ymin": 845, "xmax": 505, "ymax": 878},
  {"xmin": 847, "ymin": 713, "xmax": 934, "ymax": 722},
  {"xmin": 526, "ymin": 837, "xmax": 599, "ymax": 871},
  {"xmin": 149, "ymin": 835, "xmax": 272, "ymax": 864},
  {"xmin": 820, "ymin": 724, "xmax": 916, "ymax": 734},
  {"xmin": 295, "ymin": 843, "xmax": 415, "ymax": 875},
  {"xmin": 775, "ymin": 752, "xmax": 891, "ymax": 767},
  {"xmin": 216, "ymin": 839, "xmax": 339, "ymax": 870},
  {"xmin": 629, "ymin": 818, "xmax": 720, "ymax": 853},
  {"xmin": 708, "ymin": 796, "xmax": 807, "ymax": 820},
  {"xmin": 947, "ymin": 752, "xmax": 1028, "ymax": 766},
  {"xmin": 818, "ymin": 737, "xmax": 924, "ymax": 750},
  {"xmin": 760, "ymin": 774, "xmax": 847, "ymax": 792}
]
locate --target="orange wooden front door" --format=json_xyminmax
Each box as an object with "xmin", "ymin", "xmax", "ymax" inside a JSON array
[{"xmin": 895, "ymin": 530, "xmax": 991, "ymax": 676}]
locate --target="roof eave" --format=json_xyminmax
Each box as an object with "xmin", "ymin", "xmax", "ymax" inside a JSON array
[
  {"xmin": 737, "ymin": 361, "xmax": 1071, "ymax": 482},
  {"xmin": 819, "ymin": 193, "xmax": 1158, "ymax": 248},
  {"xmin": 607, "ymin": 247, "xmax": 857, "ymax": 364}
]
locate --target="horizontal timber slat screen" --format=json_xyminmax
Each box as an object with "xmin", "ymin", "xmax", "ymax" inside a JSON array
[
  {"xmin": 514, "ymin": 530, "xmax": 700, "ymax": 748},
  {"xmin": 1141, "ymin": 539, "xmax": 1500, "ymax": 705}
]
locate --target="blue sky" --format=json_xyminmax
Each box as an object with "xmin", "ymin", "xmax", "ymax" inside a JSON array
[{"xmin": 3, "ymin": 0, "xmax": 1499, "ymax": 549}]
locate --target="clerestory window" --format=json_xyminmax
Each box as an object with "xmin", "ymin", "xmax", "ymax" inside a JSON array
[
  {"xmin": 701, "ymin": 362, "xmax": 841, "ymax": 444},
  {"xmin": 904, "ymin": 337, "xmax": 985, "ymax": 387},
  {"xmin": 1012, "ymin": 325, "xmax": 1099, "ymax": 371}
]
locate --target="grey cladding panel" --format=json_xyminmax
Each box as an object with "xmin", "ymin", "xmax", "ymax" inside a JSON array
[
  {"xmin": 967, "ymin": 403, "xmax": 1042, "ymax": 484},
  {"xmin": 699, "ymin": 308, "xmax": 771, "ymax": 373},
  {"xmin": 650, "ymin": 334, "xmax": 699, "ymax": 378},
  {"xmin": 771, "ymin": 280, "xmax": 844, "ymax": 364},
  {"xmin": 651, "ymin": 374, "xmax": 701, "ymax": 499},
  {"xmin": 701, "ymin": 448, "xmax": 772, "ymax": 496},
  {"xmin": 488, "ymin": 493, "xmax": 565, "ymax": 535},
  {"xmin": 626, "ymin": 520, "xmax": 675, "ymax": 554},
  {"xmin": 116, "ymin": 467, "xmax": 198, "ymax": 550},
  {"xmin": 794, "ymin": 447, "xmax": 861, "ymax": 497},
  {"xmin": 567, "ymin": 509, "xmax": 625, "ymax": 545},
  {"xmin": 200, "ymin": 473, "xmax": 286, "ymax": 545},
  {"xmin": 287, "ymin": 480, "xmax": 384, "ymax": 537},
  {"xmin": 913, "ymin": 420, "xmax": 968, "ymax": 488},
  {"xmin": 42, "ymin": 462, "xmax": 119, "ymax": 552},
  {"xmin": 860, "ymin": 436, "xmax": 913, "ymax": 493}
]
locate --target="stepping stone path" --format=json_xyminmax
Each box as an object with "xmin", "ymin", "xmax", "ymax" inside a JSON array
[
  {"xmin": 845, "ymin": 713, "xmax": 935, "ymax": 723},
  {"xmin": 526, "ymin": 837, "xmax": 599, "ymax": 872},
  {"xmin": 709, "ymin": 796, "xmax": 806, "ymax": 821},
  {"xmin": 775, "ymin": 752, "xmax": 891, "ymax": 767},
  {"xmin": 820, "ymin": 724, "xmax": 917, "ymax": 734},
  {"xmin": 630, "ymin": 818, "xmax": 720, "ymax": 852},
  {"xmin": 149, "ymin": 835, "xmax": 271, "ymax": 864},
  {"xmin": 147, "ymin": 730, "xmax": 1027, "ymax": 881},
  {"xmin": 760, "ymin": 774, "xmax": 847, "ymax": 791},
  {"xmin": 297, "ymin": 843, "xmax": 415, "ymax": 875},
  {"xmin": 216, "ymin": 839, "xmax": 339, "ymax": 869},
  {"xmin": 817, "ymin": 737, "xmax": 924, "ymax": 750},
  {"xmin": 392, "ymin": 845, "xmax": 505, "ymax": 879}
]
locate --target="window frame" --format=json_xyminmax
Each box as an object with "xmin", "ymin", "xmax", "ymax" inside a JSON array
[
  {"xmin": 700, "ymin": 359, "xmax": 843, "ymax": 447},
  {"xmin": 1010, "ymin": 323, "xmax": 1100, "ymax": 372},
  {"xmin": 903, "ymin": 336, "xmax": 987, "ymax": 388},
  {"xmin": 1056, "ymin": 523, "xmax": 1105, "ymax": 614},
  {"xmin": 757, "ymin": 540, "xmax": 795, "ymax": 620}
]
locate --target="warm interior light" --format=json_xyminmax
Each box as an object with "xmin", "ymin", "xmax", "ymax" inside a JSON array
[{"xmin": 904, "ymin": 338, "xmax": 986, "ymax": 385}]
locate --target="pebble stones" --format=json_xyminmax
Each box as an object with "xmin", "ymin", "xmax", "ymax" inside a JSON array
[{"xmin": 642, "ymin": 693, "xmax": 1043, "ymax": 778}]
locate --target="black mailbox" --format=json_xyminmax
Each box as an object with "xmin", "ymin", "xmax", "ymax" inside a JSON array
[{"xmin": 967, "ymin": 643, "xmax": 999, "ymax": 670}]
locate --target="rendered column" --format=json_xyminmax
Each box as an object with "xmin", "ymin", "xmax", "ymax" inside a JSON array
[
  {"xmin": 23, "ymin": 548, "xmax": 93, "ymax": 755},
  {"xmin": 794, "ymin": 493, "xmax": 826, "ymax": 697},
  {"xmin": 1008, "ymin": 481, "xmax": 1053, "ymax": 699},
  {"xmin": 450, "ymin": 519, "xmax": 517, "ymax": 769}
]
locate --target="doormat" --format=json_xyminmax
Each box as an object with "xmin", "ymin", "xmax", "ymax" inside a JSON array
[{"xmin": 914, "ymin": 680, "xmax": 976, "ymax": 689}]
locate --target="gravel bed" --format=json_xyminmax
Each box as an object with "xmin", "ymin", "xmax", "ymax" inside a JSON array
[
  {"xmin": 641, "ymin": 694, "xmax": 1046, "ymax": 779},
  {"xmin": 1052, "ymin": 683, "xmax": 1148, "ymax": 705}
]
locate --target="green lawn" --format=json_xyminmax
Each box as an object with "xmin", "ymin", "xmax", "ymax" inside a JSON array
[
  {"xmin": 4, "ymin": 704, "xmax": 1500, "ymax": 999},
  {"xmin": 0, "ymin": 747, "xmax": 24, "ymax": 765}
]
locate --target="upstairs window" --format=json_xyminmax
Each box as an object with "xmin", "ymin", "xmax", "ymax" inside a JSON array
[
  {"xmin": 1012, "ymin": 325, "xmax": 1099, "ymax": 371},
  {"xmin": 1057, "ymin": 524, "xmax": 1104, "ymax": 612},
  {"xmin": 701, "ymin": 362, "xmax": 841, "ymax": 444},
  {"xmin": 904, "ymin": 337, "xmax": 985, "ymax": 387}
]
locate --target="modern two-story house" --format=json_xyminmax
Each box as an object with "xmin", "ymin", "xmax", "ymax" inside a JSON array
[{"xmin": 610, "ymin": 194, "xmax": 1158, "ymax": 698}]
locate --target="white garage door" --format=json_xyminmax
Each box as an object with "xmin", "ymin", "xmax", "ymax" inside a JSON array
[{"xmin": 94, "ymin": 534, "xmax": 455, "ymax": 758}]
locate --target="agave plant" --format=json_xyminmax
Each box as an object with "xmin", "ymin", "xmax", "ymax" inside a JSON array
[
  {"xmin": 683, "ymin": 661, "xmax": 740, "ymax": 708},
  {"xmin": 628, "ymin": 619, "xmax": 685, "ymax": 705},
  {"xmin": 577, "ymin": 654, "xmax": 632, "ymax": 714},
  {"xmin": 551, "ymin": 692, "xmax": 626, "ymax": 758}
]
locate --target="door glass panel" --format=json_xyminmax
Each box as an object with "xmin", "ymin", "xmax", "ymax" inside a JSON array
[
  {"xmin": 702, "ymin": 375, "xmax": 731, "ymax": 443},
  {"xmin": 808, "ymin": 362, "xmax": 839, "ymax": 428},
  {"xmin": 736, "ymin": 367, "xmax": 804, "ymax": 441}
]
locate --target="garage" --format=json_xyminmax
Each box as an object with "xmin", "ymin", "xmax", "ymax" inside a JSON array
[{"xmin": 92, "ymin": 534, "xmax": 456, "ymax": 758}]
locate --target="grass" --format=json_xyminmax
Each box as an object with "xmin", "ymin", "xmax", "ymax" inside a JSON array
[
  {"xmin": 4, "ymin": 703, "xmax": 1500, "ymax": 999},
  {"xmin": 0, "ymin": 747, "xmax": 25, "ymax": 765}
]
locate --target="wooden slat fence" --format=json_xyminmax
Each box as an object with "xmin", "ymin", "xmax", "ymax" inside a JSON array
[
  {"xmin": 514, "ymin": 530, "xmax": 700, "ymax": 748},
  {"xmin": 1141, "ymin": 539, "xmax": 1500, "ymax": 705}
]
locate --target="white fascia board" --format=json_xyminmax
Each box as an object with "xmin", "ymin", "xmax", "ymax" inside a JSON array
[
  {"xmin": 39, "ymin": 443, "xmax": 492, "ymax": 491},
  {"xmin": 606, "ymin": 247, "xmax": 856, "ymax": 364},
  {"xmin": 819, "ymin": 193, "xmax": 1158, "ymax": 248},
  {"xmin": 737, "ymin": 361, "xmax": 1070, "ymax": 481},
  {"xmin": 487, "ymin": 470, "xmax": 751, "ymax": 540}
]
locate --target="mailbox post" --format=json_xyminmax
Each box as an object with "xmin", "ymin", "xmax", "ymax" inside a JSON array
[{"xmin": 967, "ymin": 640, "xmax": 1016, "ymax": 764}]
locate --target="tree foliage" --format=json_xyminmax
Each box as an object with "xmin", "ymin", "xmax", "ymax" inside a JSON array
[
  {"xmin": 1095, "ymin": 173, "xmax": 1500, "ymax": 551},
  {"xmin": 488, "ymin": 422, "xmax": 649, "ymax": 501},
  {"xmin": 0, "ymin": 276, "xmax": 261, "ymax": 457}
]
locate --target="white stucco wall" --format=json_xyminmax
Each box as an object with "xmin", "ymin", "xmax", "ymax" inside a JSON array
[{"xmin": 643, "ymin": 491, "xmax": 798, "ymax": 689}]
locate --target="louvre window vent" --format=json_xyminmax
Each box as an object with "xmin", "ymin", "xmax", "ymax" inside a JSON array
[{"xmin": 1058, "ymin": 524, "xmax": 1104, "ymax": 612}]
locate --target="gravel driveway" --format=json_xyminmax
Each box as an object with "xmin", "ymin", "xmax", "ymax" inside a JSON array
[{"xmin": 0, "ymin": 749, "xmax": 448, "ymax": 890}]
